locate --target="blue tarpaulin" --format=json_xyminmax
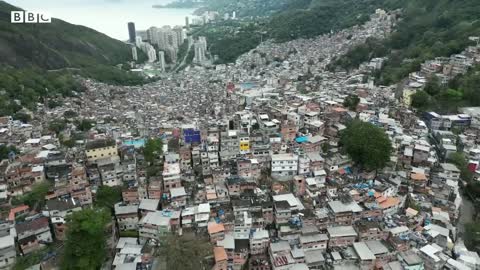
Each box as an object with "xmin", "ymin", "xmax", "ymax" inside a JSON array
[
  {"xmin": 295, "ymin": 136, "xmax": 308, "ymax": 143},
  {"xmin": 183, "ymin": 129, "xmax": 201, "ymax": 144}
]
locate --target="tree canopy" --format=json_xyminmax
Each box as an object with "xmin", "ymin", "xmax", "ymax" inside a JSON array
[
  {"xmin": 328, "ymin": 37, "xmax": 388, "ymax": 71},
  {"xmin": 411, "ymin": 90, "xmax": 431, "ymax": 111},
  {"xmin": 0, "ymin": 144, "xmax": 17, "ymax": 160},
  {"xmin": 13, "ymin": 182, "xmax": 52, "ymax": 211},
  {"xmin": 341, "ymin": 120, "xmax": 392, "ymax": 171},
  {"xmin": 448, "ymin": 152, "xmax": 473, "ymax": 181},
  {"xmin": 75, "ymin": 119, "xmax": 95, "ymax": 132},
  {"xmin": 62, "ymin": 208, "xmax": 110, "ymax": 270},
  {"xmin": 48, "ymin": 118, "xmax": 67, "ymax": 134},
  {"xmin": 158, "ymin": 234, "xmax": 213, "ymax": 270},
  {"xmin": 12, "ymin": 112, "xmax": 32, "ymax": 123},
  {"xmin": 343, "ymin": 94, "xmax": 360, "ymax": 111},
  {"xmin": 464, "ymin": 222, "xmax": 480, "ymax": 251},
  {"xmin": 328, "ymin": 0, "xmax": 480, "ymax": 87},
  {"xmin": 94, "ymin": 186, "xmax": 123, "ymax": 211},
  {"xmin": 424, "ymin": 75, "xmax": 442, "ymax": 96},
  {"xmin": 411, "ymin": 64, "xmax": 480, "ymax": 113},
  {"xmin": 143, "ymin": 138, "xmax": 164, "ymax": 164}
]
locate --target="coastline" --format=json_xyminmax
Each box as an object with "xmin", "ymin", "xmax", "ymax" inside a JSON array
[
  {"xmin": 152, "ymin": 3, "xmax": 203, "ymax": 9},
  {"xmin": 152, "ymin": 4, "xmax": 206, "ymax": 17}
]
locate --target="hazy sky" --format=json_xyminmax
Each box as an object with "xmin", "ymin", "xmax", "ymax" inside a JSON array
[{"xmin": 7, "ymin": 0, "xmax": 194, "ymax": 40}]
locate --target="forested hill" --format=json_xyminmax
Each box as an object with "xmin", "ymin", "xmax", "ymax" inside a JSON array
[
  {"xmin": 203, "ymin": 0, "xmax": 479, "ymax": 71},
  {"xmin": 327, "ymin": 0, "xmax": 480, "ymax": 85},
  {"xmin": 197, "ymin": 0, "xmax": 387, "ymax": 64},
  {"xmin": 0, "ymin": 1, "xmax": 147, "ymax": 117},
  {"xmin": 268, "ymin": 0, "xmax": 386, "ymax": 42},
  {"xmin": 0, "ymin": 1, "xmax": 132, "ymax": 69}
]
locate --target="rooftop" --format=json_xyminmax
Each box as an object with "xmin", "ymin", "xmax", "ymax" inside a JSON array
[
  {"xmin": 273, "ymin": 193, "xmax": 305, "ymax": 210},
  {"xmin": 327, "ymin": 226, "xmax": 357, "ymax": 238},
  {"xmin": 207, "ymin": 222, "xmax": 225, "ymax": 234},
  {"xmin": 353, "ymin": 242, "xmax": 376, "ymax": 261},
  {"xmin": 114, "ymin": 203, "xmax": 139, "ymax": 215},
  {"xmin": 139, "ymin": 199, "xmax": 159, "ymax": 211},
  {"xmin": 214, "ymin": 247, "xmax": 228, "ymax": 262},
  {"xmin": 86, "ymin": 138, "xmax": 116, "ymax": 150},
  {"xmin": 328, "ymin": 200, "xmax": 362, "ymax": 213}
]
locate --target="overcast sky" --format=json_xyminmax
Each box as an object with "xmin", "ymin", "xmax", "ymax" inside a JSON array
[{"xmin": 7, "ymin": 0, "xmax": 193, "ymax": 40}]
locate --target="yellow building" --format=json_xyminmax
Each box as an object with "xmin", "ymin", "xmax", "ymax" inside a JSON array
[
  {"xmin": 85, "ymin": 139, "xmax": 118, "ymax": 162},
  {"xmin": 239, "ymin": 137, "xmax": 250, "ymax": 154},
  {"xmin": 403, "ymin": 88, "xmax": 417, "ymax": 107}
]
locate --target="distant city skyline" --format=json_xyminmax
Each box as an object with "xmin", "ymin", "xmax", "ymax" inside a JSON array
[{"xmin": 8, "ymin": 0, "xmax": 194, "ymax": 40}]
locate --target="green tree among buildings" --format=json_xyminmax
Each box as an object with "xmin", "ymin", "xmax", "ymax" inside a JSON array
[
  {"xmin": 158, "ymin": 234, "xmax": 213, "ymax": 270},
  {"xmin": 61, "ymin": 208, "xmax": 110, "ymax": 270},
  {"xmin": 343, "ymin": 94, "xmax": 360, "ymax": 111},
  {"xmin": 340, "ymin": 120, "xmax": 392, "ymax": 173},
  {"xmin": 143, "ymin": 138, "xmax": 164, "ymax": 164}
]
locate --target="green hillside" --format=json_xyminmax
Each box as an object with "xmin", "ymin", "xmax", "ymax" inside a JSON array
[
  {"xmin": 0, "ymin": 1, "xmax": 133, "ymax": 69},
  {"xmin": 268, "ymin": 0, "xmax": 380, "ymax": 42},
  {"xmin": 0, "ymin": 1, "xmax": 148, "ymax": 116},
  {"xmin": 328, "ymin": 0, "xmax": 480, "ymax": 85},
  {"xmin": 194, "ymin": 0, "xmax": 381, "ymax": 63}
]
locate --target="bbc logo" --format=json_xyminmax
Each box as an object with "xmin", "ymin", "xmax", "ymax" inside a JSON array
[{"xmin": 11, "ymin": 11, "xmax": 51, "ymax": 23}]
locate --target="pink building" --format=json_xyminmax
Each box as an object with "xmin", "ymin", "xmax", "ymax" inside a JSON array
[
  {"xmin": 280, "ymin": 120, "xmax": 297, "ymax": 142},
  {"xmin": 122, "ymin": 188, "xmax": 139, "ymax": 204}
]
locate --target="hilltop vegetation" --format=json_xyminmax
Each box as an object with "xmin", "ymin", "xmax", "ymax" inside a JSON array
[
  {"xmin": 196, "ymin": 0, "xmax": 383, "ymax": 63},
  {"xmin": 201, "ymin": 0, "xmax": 480, "ymax": 77},
  {"xmin": 0, "ymin": 1, "xmax": 133, "ymax": 69},
  {"xmin": 0, "ymin": 1, "xmax": 147, "ymax": 116},
  {"xmin": 0, "ymin": 68, "xmax": 85, "ymax": 116},
  {"xmin": 268, "ymin": 0, "xmax": 381, "ymax": 42},
  {"xmin": 377, "ymin": 0, "xmax": 480, "ymax": 85},
  {"xmin": 192, "ymin": 20, "xmax": 264, "ymax": 64},
  {"xmin": 328, "ymin": 0, "xmax": 480, "ymax": 86},
  {"xmin": 323, "ymin": 0, "xmax": 480, "ymax": 113},
  {"xmin": 411, "ymin": 65, "xmax": 480, "ymax": 113}
]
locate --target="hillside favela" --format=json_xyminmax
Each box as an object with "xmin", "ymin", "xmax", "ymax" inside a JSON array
[{"xmin": 1, "ymin": 0, "xmax": 480, "ymax": 269}]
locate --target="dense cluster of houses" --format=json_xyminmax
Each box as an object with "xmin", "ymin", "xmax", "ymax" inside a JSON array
[
  {"xmin": 402, "ymin": 44, "xmax": 480, "ymax": 107},
  {"xmin": 0, "ymin": 8, "xmax": 479, "ymax": 270},
  {"xmin": 2, "ymin": 83, "xmax": 480, "ymax": 269}
]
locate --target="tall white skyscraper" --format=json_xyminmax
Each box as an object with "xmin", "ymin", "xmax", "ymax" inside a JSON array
[
  {"xmin": 147, "ymin": 46, "xmax": 157, "ymax": 62},
  {"xmin": 132, "ymin": 46, "xmax": 138, "ymax": 61},
  {"xmin": 173, "ymin": 26, "xmax": 185, "ymax": 46},
  {"xmin": 158, "ymin": 30, "xmax": 168, "ymax": 51},
  {"xmin": 158, "ymin": 51, "xmax": 166, "ymax": 72},
  {"xmin": 147, "ymin": 27, "xmax": 159, "ymax": 45},
  {"xmin": 166, "ymin": 46, "xmax": 177, "ymax": 63},
  {"xmin": 143, "ymin": 25, "xmax": 184, "ymax": 64},
  {"xmin": 146, "ymin": 26, "xmax": 172, "ymax": 51}
]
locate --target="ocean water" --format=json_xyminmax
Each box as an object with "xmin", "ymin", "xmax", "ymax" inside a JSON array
[{"xmin": 7, "ymin": 0, "xmax": 195, "ymax": 40}]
